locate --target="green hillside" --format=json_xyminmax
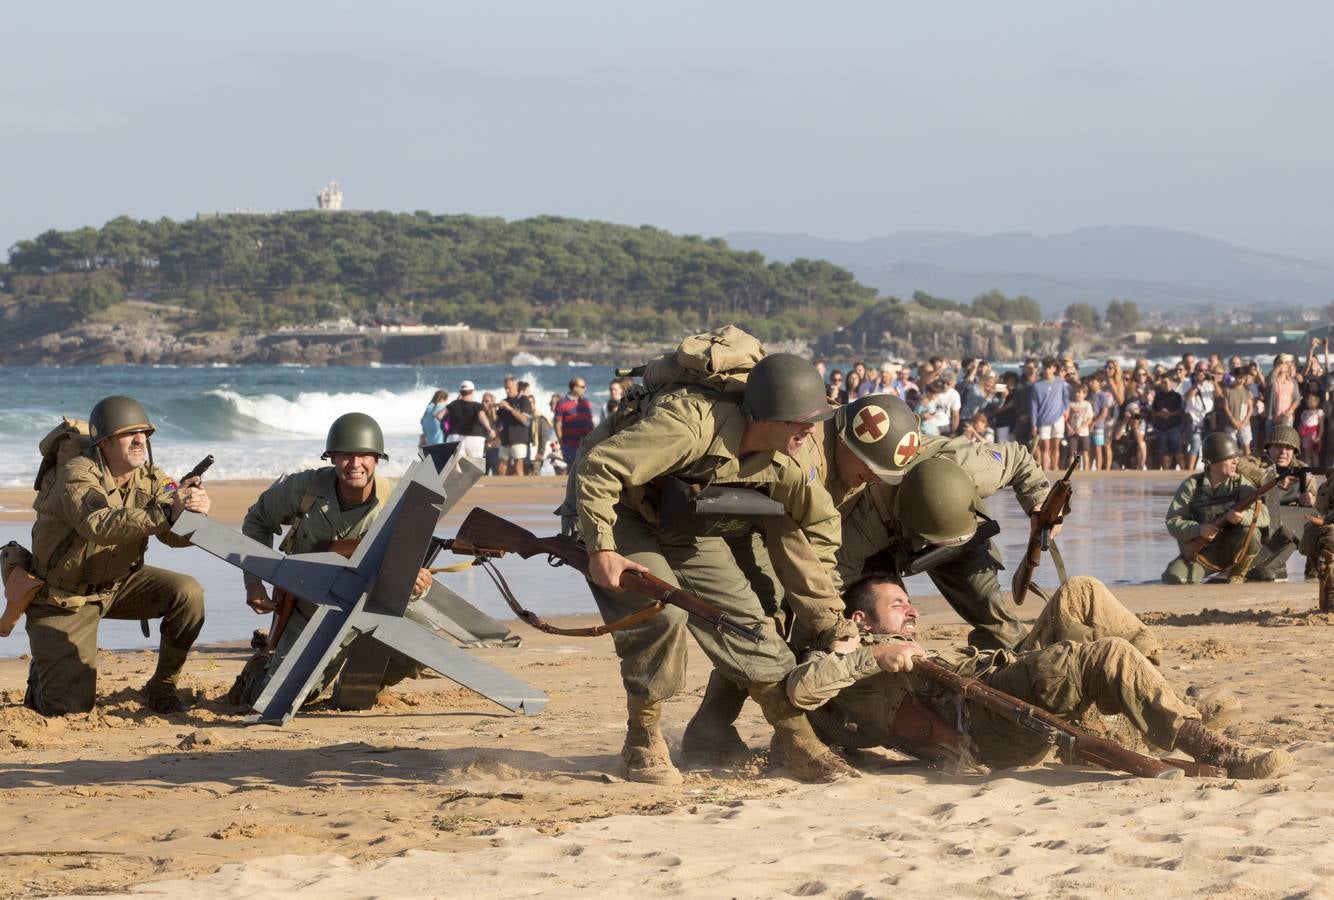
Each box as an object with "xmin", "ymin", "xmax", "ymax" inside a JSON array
[{"xmin": 4, "ymin": 212, "xmax": 879, "ymax": 341}]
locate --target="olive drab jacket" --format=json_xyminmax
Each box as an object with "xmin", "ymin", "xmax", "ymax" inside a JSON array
[
  {"xmin": 824, "ymin": 433, "xmax": 1051, "ymax": 583},
  {"xmin": 241, "ymin": 467, "xmax": 390, "ymax": 592},
  {"xmin": 31, "ymin": 453, "xmax": 192, "ymax": 609},
  {"xmin": 1165, "ymin": 472, "xmax": 1269, "ymax": 543},
  {"xmin": 575, "ymin": 384, "xmax": 854, "ymax": 643}
]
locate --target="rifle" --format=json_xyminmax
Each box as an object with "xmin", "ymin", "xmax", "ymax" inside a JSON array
[
  {"xmin": 447, "ymin": 508, "xmax": 764, "ymax": 643},
  {"xmin": 1011, "ymin": 456, "xmax": 1079, "ymax": 606},
  {"xmin": 911, "ymin": 657, "xmax": 1224, "ymax": 779},
  {"xmin": 1274, "ymin": 464, "xmax": 1332, "ymax": 496},
  {"xmin": 1181, "ymin": 476, "xmax": 1281, "ymax": 564},
  {"xmin": 266, "ymin": 538, "xmax": 361, "ymax": 651}
]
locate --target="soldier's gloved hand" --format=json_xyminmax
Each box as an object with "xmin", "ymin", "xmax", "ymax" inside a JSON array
[
  {"xmin": 413, "ymin": 567, "xmax": 433, "ymax": 597},
  {"xmin": 588, "ymin": 550, "xmax": 650, "ymax": 591},
  {"xmin": 871, "ymin": 640, "xmax": 926, "ymax": 674},
  {"xmin": 246, "ymin": 583, "xmax": 276, "ymax": 614}
]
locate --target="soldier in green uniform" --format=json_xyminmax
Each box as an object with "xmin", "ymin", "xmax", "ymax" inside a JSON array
[
  {"xmin": 1299, "ymin": 470, "xmax": 1334, "ymax": 612},
  {"xmin": 576, "ymin": 352, "xmax": 858, "ymax": 785},
  {"xmin": 24, "ymin": 396, "xmax": 209, "ymax": 716},
  {"xmin": 787, "ymin": 572, "xmax": 1290, "ymax": 779},
  {"xmin": 1240, "ymin": 424, "xmax": 1315, "ymax": 582},
  {"xmin": 1163, "ymin": 432, "xmax": 1269, "ymax": 584},
  {"xmin": 234, "ymin": 412, "xmax": 432, "ymax": 703},
  {"xmin": 830, "ymin": 394, "xmax": 1051, "ymax": 650}
]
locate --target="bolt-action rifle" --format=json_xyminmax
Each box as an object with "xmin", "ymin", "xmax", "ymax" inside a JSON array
[
  {"xmin": 1011, "ymin": 456, "xmax": 1079, "ymax": 606},
  {"xmin": 911, "ymin": 657, "xmax": 1224, "ymax": 779},
  {"xmin": 1181, "ymin": 476, "xmax": 1281, "ymax": 564},
  {"xmin": 446, "ymin": 508, "xmax": 763, "ymax": 643}
]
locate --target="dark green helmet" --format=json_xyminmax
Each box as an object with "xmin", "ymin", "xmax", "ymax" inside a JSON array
[
  {"xmin": 742, "ymin": 353, "xmax": 836, "ymax": 424},
  {"xmin": 894, "ymin": 457, "xmax": 979, "ymax": 546},
  {"xmin": 834, "ymin": 393, "xmax": 922, "ymax": 484},
  {"xmin": 323, "ymin": 412, "xmax": 388, "ymax": 460},
  {"xmin": 1264, "ymin": 424, "xmax": 1301, "ymax": 452},
  {"xmin": 1202, "ymin": 431, "xmax": 1239, "ymax": 465},
  {"xmin": 88, "ymin": 395, "xmax": 155, "ymax": 443}
]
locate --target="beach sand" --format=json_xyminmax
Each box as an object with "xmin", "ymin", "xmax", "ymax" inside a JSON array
[{"xmin": 1, "ymin": 475, "xmax": 1332, "ymax": 897}]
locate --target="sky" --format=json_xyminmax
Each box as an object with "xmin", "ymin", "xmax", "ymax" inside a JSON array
[{"xmin": 3, "ymin": 1, "xmax": 1333, "ymax": 263}]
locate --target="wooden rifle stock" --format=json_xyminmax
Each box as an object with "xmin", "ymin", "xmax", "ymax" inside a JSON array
[
  {"xmin": 1011, "ymin": 456, "xmax": 1079, "ymax": 606},
  {"xmin": 266, "ymin": 537, "xmax": 361, "ymax": 652},
  {"xmin": 1181, "ymin": 476, "xmax": 1280, "ymax": 564},
  {"xmin": 452, "ymin": 508, "xmax": 764, "ymax": 643},
  {"xmin": 912, "ymin": 657, "xmax": 1222, "ymax": 779}
]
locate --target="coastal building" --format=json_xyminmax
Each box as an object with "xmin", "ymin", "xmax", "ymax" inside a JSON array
[{"xmin": 316, "ymin": 182, "xmax": 343, "ymax": 211}]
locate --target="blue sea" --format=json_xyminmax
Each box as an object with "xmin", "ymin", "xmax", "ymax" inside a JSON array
[{"xmin": 0, "ymin": 356, "xmax": 616, "ymax": 488}]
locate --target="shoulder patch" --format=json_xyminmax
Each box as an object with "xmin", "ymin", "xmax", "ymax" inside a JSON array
[
  {"xmin": 809, "ymin": 464, "xmax": 818, "ymax": 483},
  {"xmin": 988, "ymin": 448, "xmax": 1003, "ymax": 464},
  {"xmin": 161, "ymin": 477, "xmax": 179, "ymax": 493}
]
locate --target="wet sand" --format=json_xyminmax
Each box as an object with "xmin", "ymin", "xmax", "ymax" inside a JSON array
[{"xmin": 1, "ymin": 473, "xmax": 1332, "ymax": 897}]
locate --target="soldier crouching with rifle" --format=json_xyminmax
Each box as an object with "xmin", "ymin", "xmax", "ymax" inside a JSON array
[
  {"xmin": 24, "ymin": 396, "xmax": 209, "ymax": 715},
  {"xmin": 230, "ymin": 412, "xmax": 433, "ymax": 705},
  {"xmin": 788, "ymin": 572, "xmax": 1291, "ymax": 780},
  {"xmin": 1162, "ymin": 432, "xmax": 1271, "ymax": 585},
  {"xmin": 575, "ymin": 353, "xmax": 858, "ymax": 785}
]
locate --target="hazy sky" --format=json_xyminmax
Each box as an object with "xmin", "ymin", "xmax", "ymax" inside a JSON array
[{"xmin": 4, "ymin": 1, "xmax": 1332, "ymax": 262}]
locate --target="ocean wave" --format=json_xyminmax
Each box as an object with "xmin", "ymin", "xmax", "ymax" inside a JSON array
[{"xmin": 511, "ymin": 352, "xmax": 557, "ymax": 367}]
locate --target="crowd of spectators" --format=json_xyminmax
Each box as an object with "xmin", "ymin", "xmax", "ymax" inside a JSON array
[{"xmin": 818, "ymin": 337, "xmax": 1334, "ymax": 472}]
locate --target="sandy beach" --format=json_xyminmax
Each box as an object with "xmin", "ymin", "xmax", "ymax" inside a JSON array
[{"xmin": 1, "ymin": 474, "xmax": 1332, "ymax": 898}]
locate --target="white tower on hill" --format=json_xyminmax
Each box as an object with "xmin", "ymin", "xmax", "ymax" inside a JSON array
[{"xmin": 316, "ymin": 182, "xmax": 343, "ymax": 210}]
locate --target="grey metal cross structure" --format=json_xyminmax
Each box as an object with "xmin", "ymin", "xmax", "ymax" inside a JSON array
[{"xmin": 172, "ymin": 453, "xmax": 548, "ymax": 724}]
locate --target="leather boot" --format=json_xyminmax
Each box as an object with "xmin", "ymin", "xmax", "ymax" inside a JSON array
[
  {"xmin": 143, "ymin": 642, "xmax": 192, "ymax": 714},
  {"xmin": 1175, "ymin": 719, "xmax": 1291, "ymax": 779},
  {"xmin": 1319, "ymin": 550, "xmax": 1334, "ymax": 613},
  {"xmin": 681, "ymin": 671, "xmax": 751, "ymax": 768},
  {"xmin": 748, "ymin": 680, "xmax": 857, "ymax": 783},
  {"xmin": 620, "ymin": 695, "xmax": 683, "ymax": 785}
]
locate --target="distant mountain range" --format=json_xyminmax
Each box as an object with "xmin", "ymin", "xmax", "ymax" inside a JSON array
[{"xmin": 724, "ymin": 226, "xmax": 1334, "ymax": 316}]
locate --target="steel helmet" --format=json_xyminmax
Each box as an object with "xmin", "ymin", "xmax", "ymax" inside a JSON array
[
  {"xmin": 1264, "ymin": 424, "xmax": 1301, "ymax": 452},
  {"xmin": 834, "ymin": 393, "xmax": 922, "ymax": 484},
  {"xmin": 323, "ymin": 412, "xmax": 388, "ymax": 460},
  {"xmin": 742, "ymin": 353, "xmax": 836, "ymax": 424},
  {"xmin": 894, "ymin": 457, "xmax": 980, "ymax": 546},
  {"xmin": 88, "ymin": 395, "xmax": 155, "ymax": 443},
  {"xmin": 1201, "ymin": 432, "xmax": 1240, "ymax": 465}
]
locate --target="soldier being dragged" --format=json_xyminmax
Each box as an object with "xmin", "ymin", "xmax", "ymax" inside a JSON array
[{"xmin": 788, "ymin": 572, "xmax": 1291, "ymax": 780}]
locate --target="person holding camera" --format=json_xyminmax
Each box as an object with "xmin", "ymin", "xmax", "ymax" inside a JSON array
[{"xmin": 1183, "ymin": 366, "xmax": 1216, "ymax": 470}]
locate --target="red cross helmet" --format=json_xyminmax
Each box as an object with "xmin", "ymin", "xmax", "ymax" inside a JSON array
[{"xmin": 834, "ymin": 393, "xmax": 922, "ymax": 483}]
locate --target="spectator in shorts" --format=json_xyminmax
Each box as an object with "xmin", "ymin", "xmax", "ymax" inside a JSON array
[
  {"xmin": 1151, "ymin": 374, "xmax": 1185, "ymax": 469},
  {"xmin": 1221, "ymin": 368, "xmax": 1253, "ymax": 455},
  {"xmin": 1089, "ymin": 374, "xmax": 1113, "ymax": 471},
  {"xmin": 496, "ymin": 374, "xmax": 535, "ymax": 475},
  {"xmin": 444, "ymin": 380, "xmax": 495, "ymax": 465},
  {"xmin": 1030, "ymin": 358, "xmax": 1070, "ymax": 471},
  {"xmin": 481, "ymin": 392, "xmax": 502, "ymax": 475},
  {"xmin": 1066, "ymin": 383, "xmax": 1094, "ymax": 469},
  {"xmin": 553, "ymin": 377, "xmax": 596, "ymax": 466}
]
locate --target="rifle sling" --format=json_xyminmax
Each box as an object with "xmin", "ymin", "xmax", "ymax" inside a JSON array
[{"xmin": 474, "ymin": 556, "xmax": 667, "ymax": 638}]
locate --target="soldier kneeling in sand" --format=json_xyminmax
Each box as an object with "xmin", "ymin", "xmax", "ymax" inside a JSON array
[
  {"xmin": 228, "ymin": 412, "xmax": 432, "ymax": 705},
  {"xmin": 787, "ymin": 573, "xmax": 1291, "ymax": 780}
]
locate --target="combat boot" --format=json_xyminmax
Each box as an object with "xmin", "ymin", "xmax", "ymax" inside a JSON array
[
  {"xmin": 681, "ymin": 671, "xmax": 751, "ymax": 768},
  {"xmin": 620, "ymin": 695, "xmax": 683, "ymax": 785},
  {"xmin": 143, "ymin": 642, "xmax": 192, "ymax": 714},
  {"xmin": 1175, "ymin": 719, "xmax": 1291, "ymax": 779},
  {"xmin": 748, "ymin": 681, "xmax": 857, "ymax": 783},
  {"xmin": 1319, "ymin": 550, "xmax": 1334, "ymax": 613}
]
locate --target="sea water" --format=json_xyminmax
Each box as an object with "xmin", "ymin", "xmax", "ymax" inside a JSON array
[{"xmin": 0, "ymin": 362, "xmax": 617, "ymax": 488}]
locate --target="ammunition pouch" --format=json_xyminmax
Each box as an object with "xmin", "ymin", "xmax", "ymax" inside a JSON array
[{"xmin": 657, "ymin": 477, "xmax": 785, "ymax": 538}]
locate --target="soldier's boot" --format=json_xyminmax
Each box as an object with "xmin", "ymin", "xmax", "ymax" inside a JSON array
[
  {"xmin": 620, "ymin": 695, "xmax": 683, "ymax": 786},
  {"xmin": 748, "ymin": 681, "xmax": 857, "ymax": 783},
  {"xmin": 1318, "ymin": 551, "xmax": 1334, "ymax": 613},
  {"xmin": 143, "ymin": 642, "xmax": 192, "ymax": 715},
  {"xmin": 681, "ymin": 671, "xmax": 751, "ymax": 768},
  {"xmin": 1175, "ymin": 719, "xmax": 1291, "ymax": 779},
  {"xmin": 1184, "ymin": 686, "xmax": 1241, "ymax": 728}
]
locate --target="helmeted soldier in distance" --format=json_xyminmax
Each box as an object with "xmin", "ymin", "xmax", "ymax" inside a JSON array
[{"xmin": 1163, "ymin": 432, "xmax": 1268, "ymax": 584}]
